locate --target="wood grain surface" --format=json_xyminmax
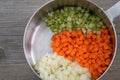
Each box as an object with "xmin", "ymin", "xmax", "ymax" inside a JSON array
[{"xmin": 0, "ymin": 0, "xmax": 120, "ymax": 80}]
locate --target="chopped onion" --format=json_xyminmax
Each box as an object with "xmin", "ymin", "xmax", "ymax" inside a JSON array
[{"xmin": 34, "ymin": 53, "xmax": 92, "ymax": 80}]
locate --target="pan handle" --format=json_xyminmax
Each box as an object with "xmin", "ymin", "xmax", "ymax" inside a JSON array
[{"xmin": 106, "ymin": 1, "xmax": 120, "ymax": 21}]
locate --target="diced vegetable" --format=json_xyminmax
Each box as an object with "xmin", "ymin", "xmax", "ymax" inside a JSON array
[
  {"xmin": 51, "ymin": 28, "xmax": 113, "ymax": 79},
  {"xmin": 45, "ymin": 7, "xmax": 104, "ymax": 34},
  {"xmin": 34, "ymin": 53, "xmax": 92, "ymax": 80}
]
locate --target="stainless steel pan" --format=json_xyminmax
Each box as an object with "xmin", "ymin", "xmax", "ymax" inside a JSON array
[{"xmin": 23, "ymin": 0, "xmax": 120, "ymax": 80}]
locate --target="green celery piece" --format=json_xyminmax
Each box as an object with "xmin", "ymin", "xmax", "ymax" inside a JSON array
[{"xmin": 50, "ymin": 25, "xmax": 58, "ymax": 32}]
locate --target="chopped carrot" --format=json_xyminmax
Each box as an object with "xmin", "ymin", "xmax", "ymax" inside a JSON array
[
  {"xmin": 50, "ymin": 28, "xmax": 113, "ymax": 79},
  {"xmin": 67, "ymin": 55, "xmax": 74, "ymax": 61}
]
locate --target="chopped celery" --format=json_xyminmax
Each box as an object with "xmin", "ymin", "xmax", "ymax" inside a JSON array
[{"xmin": 45, "ymin": 6, "xmax": 105, "ymax": 34}]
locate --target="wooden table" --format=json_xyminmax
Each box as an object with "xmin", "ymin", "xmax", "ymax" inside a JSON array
[{"xmin": 0, "ymin": 0, "xmax": 120, "ymax": 80}]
